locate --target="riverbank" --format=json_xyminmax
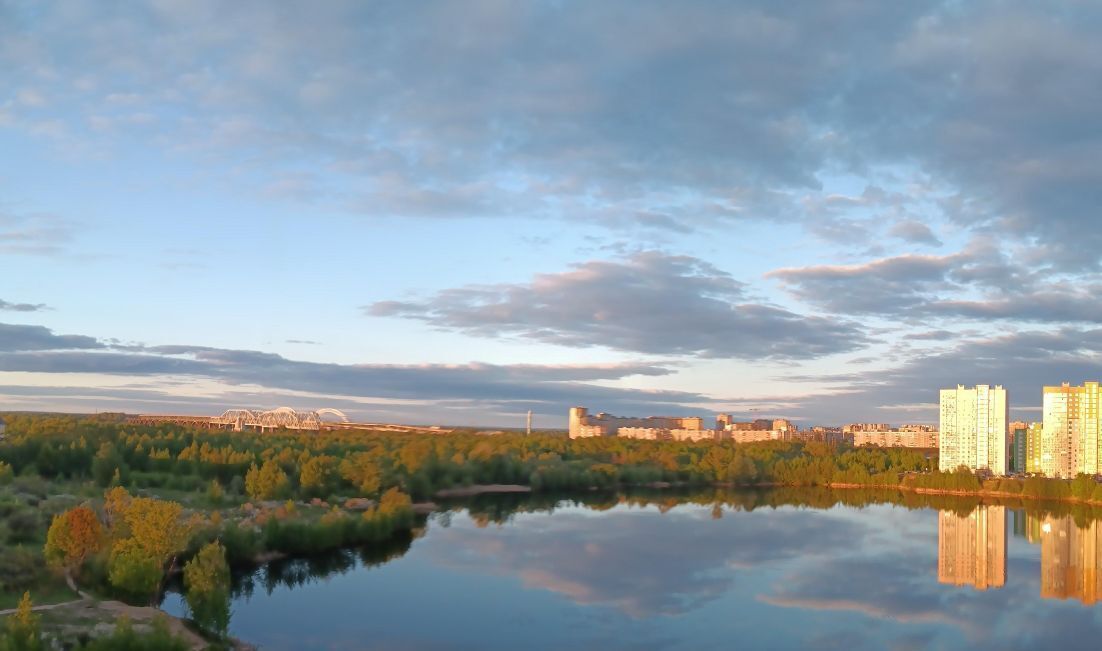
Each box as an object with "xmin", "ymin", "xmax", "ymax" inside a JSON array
[
  {"xmin": 4, "ymin": 595, "xmax": 256, "ymax": 651},
  {"xmin": 434, "ymin": 484, "xmax": 532, "ymax": 498},
  {"xmin": 846, "ymin": 482, "xmax": 1102, "ymax": 505}
]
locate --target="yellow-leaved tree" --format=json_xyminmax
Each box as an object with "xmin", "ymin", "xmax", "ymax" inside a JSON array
[
  {"xmin": 0, "ymin": 592, "xmax": 42, "ymax": 651},
  {"xmin": 298, "ymin": 455, "xmax": 337, "ymax": 497},
  {"xmin": 245, "ymin": 459, "xmax": 289, "ymax": 500},
  {"xmin": 339, "ymin": 453, "xmax": 382, "ymax": 495},
  {"xmin": 106, "ymin": 491, "xmax": 192, "ymax": 602}
]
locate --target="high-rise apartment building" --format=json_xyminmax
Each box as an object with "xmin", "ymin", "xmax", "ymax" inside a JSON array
[
  {"xmin": 1025, "ymin": 423, "xmax": 1043, "ymax": 474},
  {"xmin": 939, "ymin": 385, "xmax": 1008, "ymax": 474},
  {"xmin": 1010, "ymin": 421, "xmax": 1028, "ymax": 473},
  {"xmin": 937, "ymin": 506, "xmax": 1007, "ymax": 590},
  {"xmin": 1041, "ymin": 382, "xmax": 1102, "ymax": 478}
]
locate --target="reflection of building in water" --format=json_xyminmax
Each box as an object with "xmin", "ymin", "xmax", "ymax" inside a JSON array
[
  {"xmin": 938, "ymin": 506, "xmax": 1007, "ymax": 590},
  {"xmin": 1012, "ymin": 509, "xmax": 1043, "ymax": 544},
  {"xmin": 1039, "ymin": 515, "xmax": 1102, "ymax": 605}
]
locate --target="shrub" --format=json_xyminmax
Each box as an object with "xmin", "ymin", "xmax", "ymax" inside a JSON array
[
  {"xmin": 73, "ymin": 615, "xmax": 188, "ymax": 651},
  {"xmin": 0, "ymin": 547, "xmax": 44, "ymax": 593},
  {"xmin": 0, "ymin": 592, "xmax": 42, "ymax": 651},
  {"xmin": 183, "ymin": 542, "xmax": 231, "ymax": 638},
  {"xmin": 3, "ymin": 509, "xmax": 40, "ymax": 545}
]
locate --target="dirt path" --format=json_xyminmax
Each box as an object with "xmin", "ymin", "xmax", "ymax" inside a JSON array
[{"xmin": 0, "ymin": 598, "xmax": 85, "ymax": 616}]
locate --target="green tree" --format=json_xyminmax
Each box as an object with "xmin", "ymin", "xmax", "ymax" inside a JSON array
[
  {"xmin": 183, "ymin": 541, "xmax": 231, "ymax": 638},
  {"xmin": 107, "ymin": 543, "xmax": 164, "ymax": 600},
  {"xmin": 91, "ymin": 442, "xmax": 127, "ymax": 488}
]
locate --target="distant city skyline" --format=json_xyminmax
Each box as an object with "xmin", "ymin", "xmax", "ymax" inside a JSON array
[{"xmin": 3, "ymin": 2, "xmax": 1102, "ymax": 427}]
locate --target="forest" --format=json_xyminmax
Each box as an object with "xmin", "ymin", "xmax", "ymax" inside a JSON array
[{"xmin": 1, "ymin": 413, "xmax": 1101, "ymax": 648}]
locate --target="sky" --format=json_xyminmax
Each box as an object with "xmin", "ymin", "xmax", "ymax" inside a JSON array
[{"xmin": 2, "ymin": 0, "xmax": 1101, "ymax": 428}]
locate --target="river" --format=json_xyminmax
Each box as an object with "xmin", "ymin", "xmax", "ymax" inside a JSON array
[{"xmin": 161, "ymin": 490, "xmax": 1102, "ymax": 650}]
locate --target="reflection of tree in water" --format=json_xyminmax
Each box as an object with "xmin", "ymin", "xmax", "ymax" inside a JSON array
[
  {"xmin": 447, "ymin": 487, "xmax": 1102, "ymax": 529},
  {"xmin": 190, "ymin": 490, "xmax": 1102, "ymax": 604},
  {"xmin": 232, "ymin": 530, "xmax": 418, "ymax": 599}
]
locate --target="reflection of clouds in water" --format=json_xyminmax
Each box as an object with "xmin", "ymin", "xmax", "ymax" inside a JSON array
[
  {"xmin": 762, "ymin": 553, "xmax": 1102, "ymax": 651},
  {"xmin": 424, "ymin": 505, "xmax": 866, "ymax": 617}
]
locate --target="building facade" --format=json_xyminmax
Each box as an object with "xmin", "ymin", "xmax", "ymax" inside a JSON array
[
  {"xmin": 853, "ymin": 428, "xmax": 938, "ymax": 449},
  {"xmin": 1026, "ymin": 422, "xmax": 1043, "ymax": 474},
  {"xmin": 1010, "ymin": 421, "xmax": 1028, "ymax": 473},
  {"xmin": 1041, "ymin": 382, "xmax": 1102, "ymax": 478},
  {"xmin": 843, "ymin": 423, "xmax": 892, "ymax": 433},
  {"xmin": 939, "ymin": 385, "xmax": 1008, "ymax": 474},
  {"xmin": 568, "ymin": 407, "xmax": 703, "ymax": 439}
]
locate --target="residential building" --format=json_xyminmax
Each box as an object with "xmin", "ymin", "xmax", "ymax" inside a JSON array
[
  {"xmin": 1010, "ymin": 421, "xmax": 1028, "ymax": 473},
  {"xmin": 853, "ymin": 428, "xmax": 938, "ymax": 449},
  {"xmin": 568, "ymin": 407, "xmax": 703, "ymax": 439},
  {"xmin": 1026, "ymin": 423, "xmax": 1043, "ymax": 474},
  {"xmin": 772, "ymin": 418, "xmax": 795, "ymax": 433},
  {"xmin": 939, "ymin": 385, "xmax": 1008, "ymax": 474},
  {"xmin": 938, "ymin": 506, "xmax": 1007, "ymax": 590},
  {"xmin": 729, "ymin": 429, "xmax": 787, "ymax": 444},
  {"xmin": 1041, "ymin": 382, "xmax": 1102, "ymax": 478},
  {"xmin": 843, "ymin": 423, "xmax": 892, "ymax": 433},
  {"xmin": 670, "ymin": 428, "xmax": 716, "ymax": 442},
  {"xmin": 617, "ymin": 427, "xmax": 668, "ymax": 441}
]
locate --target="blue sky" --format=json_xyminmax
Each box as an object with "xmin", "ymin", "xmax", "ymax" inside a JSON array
[{"xmin": 3, "ymin": 1, "xmax": 1102, "ymax": 427}]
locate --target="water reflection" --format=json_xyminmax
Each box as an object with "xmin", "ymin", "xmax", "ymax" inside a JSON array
[
  {"xmin": 160, "ymin": 492, "xmax": 1102, "ymax": 651},
  {"xmin": 1024, "ymin": 513, "xmax": 1102, "ymax": 604},
  {"xmin": 935, "ymin": 505, "xmax": 1102, "ymax": 602},
  {"xmin": 937, "ymin": 506, "xmax": 1006, "ymax": 590}
]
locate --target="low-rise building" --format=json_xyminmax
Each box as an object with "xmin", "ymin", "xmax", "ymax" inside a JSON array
[
  {"xmin": 844, "ymin": 423, "xmax": 892, "ymax": 433},
  {"xmin": 729, "ymin": 430, "xmax": 787, "ymax": 444},
  {"xmin": 569, "ymin": 407, "xmax": 704, "ymax": 438},
  {"xmin": 853, "ymin": 427, "xmax": 938, "ymax": 449},
  {"xmin": 617, "ymin": 427, "xmax": 668, "ymax": 441},
  {"xmin": 670, "ymin": 428, "xmax": 716, "ymax": 442}
]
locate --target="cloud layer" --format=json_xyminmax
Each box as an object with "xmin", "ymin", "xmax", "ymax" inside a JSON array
[
  {"xmin": 0, "ymin": 321, "xmax": 705, "ymax": 423},
  {"xmin": 370, "ymin": 252, "xmax": 867, "ymax": 360}
]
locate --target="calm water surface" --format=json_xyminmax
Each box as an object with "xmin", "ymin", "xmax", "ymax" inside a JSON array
[{"xmin": 162, "ymin": 493, "xmax": 1102, "ymax": 650}]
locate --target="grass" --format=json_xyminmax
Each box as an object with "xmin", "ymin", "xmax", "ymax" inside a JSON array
[{"xmin": 0, "ymin": 575, "xmax": 79, "ymax": 611}]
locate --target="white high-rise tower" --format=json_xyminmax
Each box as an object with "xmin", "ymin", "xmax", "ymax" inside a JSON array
[{"xmin": 939, "ymin": 384, "xmax": 1008, "ymax": 474}]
